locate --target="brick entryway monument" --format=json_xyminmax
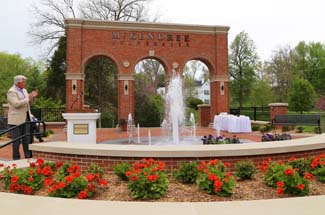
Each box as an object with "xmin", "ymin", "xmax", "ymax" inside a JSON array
[{"xmin": 65, "ymin": 19, "xmax": 230, "ymax": 123}]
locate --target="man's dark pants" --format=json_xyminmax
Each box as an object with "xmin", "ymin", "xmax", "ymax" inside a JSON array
[{"xmin": 10, "ymin": 121, "xmax": 32, "ymax": 160}]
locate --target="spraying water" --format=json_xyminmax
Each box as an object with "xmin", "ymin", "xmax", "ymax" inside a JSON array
[
  {"xmin": 165, "ymin": 74, "xmax": 185, "ymax": 144},
  {"xmin": 189, "ymin": 112, "xmax": 196, "ymax": 137}
]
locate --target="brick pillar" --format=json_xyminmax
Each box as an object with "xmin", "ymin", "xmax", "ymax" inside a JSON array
[
  {"xmin": 118, "ymin": 74, "xmax": 134, "ymax": 123},
  {"xmin": 198, "ymin": 104, "xmax": 210, "ymax": 127},
  {"xmin": 268, "ymin": 103, "xmax": 288, "ymax": 128}
]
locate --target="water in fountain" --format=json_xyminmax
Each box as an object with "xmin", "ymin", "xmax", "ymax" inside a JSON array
[
  {"xmin": 137, "ymin": 123, "xmax": 141, "ymax": 143},
  {"xmin": 165, "ymin": 74, "xmax": 185, "ymax": 144},
  {"xmin": 189, "ymin": 112, "xmax": 196, "ymax": 137},
  {"xmin": 127, "ymin": 113, "xmax": 133, "ymax": 143}
]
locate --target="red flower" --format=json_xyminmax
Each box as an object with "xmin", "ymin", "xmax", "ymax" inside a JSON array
[
  {"xmin": 23, "ymin": 186, "xmax": 33, "ymax": 195},
  {"xmin": 276, "ymin": 181, "xmax": 284, "ymax": 187},
  {"xmin": 288, "ymin": 156, "xmax": 296, "ymax": 161},
  {"xmin": 304, "ymin": 172, "xmax": 314, "ymax": 181},
  {"xmin": 29, "ymin": 170, "xmax": 34, "ymax": 175},
  {"xmin": 11, "ymin": 175, "xmax": 19, "ymax": 183},
  {"xmin": 36, "ymin": 158, "xmax": 44, "ymax": 167},
  {"xmin": 125, "ymin": 171, "xmax": 133, "ymax": 177},
  {"xmin": 131, "ymin": 176, "xmax": 139, "ymax": 181},
  {"xmin": 87, "ymin": 184, "xmax": 95, "ymax": 192},
  {"xmin": 65, "ymin": 175, "xmax": 75, "ymax": 184},
  {"xmin": 86, "ymin": 174, "xmax": 95, "ymax": 182},
  {"xmin": 224, "ymin": 162, "xmax": 231, "ymax": 168},
  {"xmin": 28, "ymin": 176, "xmax": 34, "ymax": 182},
  {"xmin": 285, "ymin": 168, "xmax": 294, "ymax": 176},
  {"xmin": 44, "ymin": 178, "xmax": 52, "ymax": 187},
  {"xmin": 297, "ymin": 184, "xmax": 305, "ymax": 191},
  {"xmin": 98, "ymin": 179, "xmax": 108, "ymax": 186},
  {"xmin": 0, "ymin": 163, "xmax": 4, "ymax": 167},
  {"xmin": 214, "ymin": 180, "xmax": 223, "ymax": 193},
  {"xmin": 78, "ymin": 191, "xmax": 88, "ymax": 199},
  {"xmin": 277, "ymin": 187, "xmax": 284, "ymax": 195}
]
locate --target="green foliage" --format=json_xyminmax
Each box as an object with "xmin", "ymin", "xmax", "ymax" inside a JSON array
[
  {"xmin": 0, "ymin": 52, "xmax": 45, "ymax": 106},
  {"xmin": 196, "ymin": 160, "xmax": 235, "ymax": 197},
  {"xmin": 44, "ymin": 36, "xmax": 67, "ymax": 104},
  {"xmin": 48, "ymin": 175, "xmax": 88, "ymax": 198},
  {"xmin": 173, "ymin": 162, "xmax": 198, "ymax": 184},
  {"xmin": 186, "ymin": 97, "xmax": 203, "ymax": 110},
  {"xmin": 126, "ymin": 158, "xmax": 169, "ymax": 199},
  {"xmin": 86, "ymin": 163, "xmax": 104, "ymax": 178},
  {"xmin": 135, "ymin": 92, "xmax": 164, "ymax": 127},
  {"xmin": 1, "ymin": 166, "xmax": 45, "ymax": 194},
  {"xmin": 251, "ymin": 125, "xmax": 260, "ymax": 131},
  {"xmin": 84, "ymin": 56, "xmax": 118, "ymax": 127},
  {"xmin": 258, "ymin": 124, "xmax": 273, "ymax": 133},
  {"xmin": 293, "ymin": 41, "xmax": 325, "ymax": 95},
  {"xmin": 288, "ymin": 78, "xmax": 317, "ymax": 114},
  {"xmin": 235, "ymin": 161, "xmax": 256, "ymax": 180},
  {"xmin": 296, "ymin": 126, "xmax": 304, "ymax": 133},
  {"xmin": 288, "ymin": 158, "xmax": 311, "ymax": 177},
  {"xmin": 114, "ymin": 162, "xmax": 131, "ymax": 181},
  {"xmin": 264, "ymin": 161, "xmax": 288, "ymax": 188},
  {"xmin": 250, "ymin": 79, "xmax": 275, "ymax": 107},
  {"xmin": 229, "ymin": 31, "xmax": 259, "ymax": 107}
]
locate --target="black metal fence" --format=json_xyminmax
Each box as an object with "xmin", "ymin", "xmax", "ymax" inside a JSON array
[
  {"xmin": 31, "ymin": 108, "xmax": 65, "ymax": 122},
  {"xmin": 229, "ymin": 106, "xmax": 270, "ymax": 121}
]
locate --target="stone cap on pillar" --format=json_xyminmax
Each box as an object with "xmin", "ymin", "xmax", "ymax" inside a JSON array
[
  {"xmin": 197, "ymin": 104, "xmax": 211, "ymax": 108},
  {"xmin": 268, "ymin": 103, "xmax": 288, "ymax": 107}
]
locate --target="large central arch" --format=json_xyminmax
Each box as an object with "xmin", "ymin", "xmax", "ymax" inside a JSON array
[{"xmin": 65, "ymin": 19, "xmax": 230, "ymax": 123}]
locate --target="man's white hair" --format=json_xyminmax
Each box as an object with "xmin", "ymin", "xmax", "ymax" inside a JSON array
[{"xmin": 14, "ymin": 75, "xmax": 27, "ymax": 85}]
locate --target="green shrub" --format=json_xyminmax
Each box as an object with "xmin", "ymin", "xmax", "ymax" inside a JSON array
[
  {"xmin": 173, "ymin": 162, "xmax": 198, "ymax": 184},
  {"xmin": 126, "ymin": 158, "xmax": 168, "ymax": 199},
  {"xmin": 296, "ymin": 126, "xmax": 304, "ymax": 133},
  {"xmin": 264, "ymin": 161, "xmax": 288, "ymax": 188},
  {"xmin": 196, "ymin": 159, "xmax": 235, "ymax": 197},
  {"xmin": 251, "ymin": 125, "xmax": 260, "ymax": 131},
  {"xmin": 114, "ymin": 162, "xmax": 131, "ymax": 181},
  {"xmin": 259, "ymin": 124, "xmax": 273, "ymax": 133},
  {"xmin": 288, "ymin": 158, "xmax": 311, "ymax": 177},
  {"xmin": 86, "ymin": 163, "xmax": 104, "ymax": 178},
  {"xmin": 235, "ymin": 161, "xmax": 256, "ymax": 180}
]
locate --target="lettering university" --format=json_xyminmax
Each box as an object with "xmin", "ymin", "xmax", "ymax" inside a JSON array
[{"xmin": 112, "ymin": 32, "xmax": 190, "ymax": 47}]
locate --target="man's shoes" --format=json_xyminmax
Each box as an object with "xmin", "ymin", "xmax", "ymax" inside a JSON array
[{"xmin": 39, "ymin": 139, "xmax": 44, "ymax": 142}]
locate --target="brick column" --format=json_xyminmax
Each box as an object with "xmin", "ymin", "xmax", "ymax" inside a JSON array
[
  {"xmin": 198, "ymin": 104, "xmax": 210, "ymax": 127},
  {"xmin": 268, "ymin": 103, "xmax": 288, "ymax": 128},
  {"xmin": 118, "ymin": 74, "xmax": 134, "ymax": 122}
]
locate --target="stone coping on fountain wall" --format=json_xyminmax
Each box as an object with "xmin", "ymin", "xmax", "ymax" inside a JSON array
[{"xmin": 30, "ymin": 134, "xmax": 325, "ymax": 172}]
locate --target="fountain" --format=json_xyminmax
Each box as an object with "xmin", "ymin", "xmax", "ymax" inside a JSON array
[{"xmin": 165, "ymin": 74, "xmax": 185, "ymax": 144}]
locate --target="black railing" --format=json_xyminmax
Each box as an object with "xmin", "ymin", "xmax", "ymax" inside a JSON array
[
  {"xmin": 0, "ymin": 121, "xmax": 46, "ymax": 149},
  {"xmin": 31, "ymin": 108, "xmax": 65, "ymax": 122},
  {"xmin": 229, "ymin": 106, "xmax": 270, "ymax": 121}
]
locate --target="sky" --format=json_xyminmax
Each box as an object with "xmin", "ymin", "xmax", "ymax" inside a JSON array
[{"xmin": 1, "ymin": 0, "xmax": 325, "ymax": 61}]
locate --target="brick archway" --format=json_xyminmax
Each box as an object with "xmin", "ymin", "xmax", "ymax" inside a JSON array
[{"xmin": 65, "ymin": 19, "xmax": 230, "ymax": 123}]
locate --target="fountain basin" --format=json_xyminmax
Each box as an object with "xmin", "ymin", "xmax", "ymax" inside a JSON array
[{"xmin": 30, "ymin": 134, "xmax": 325, "ymax": 172}]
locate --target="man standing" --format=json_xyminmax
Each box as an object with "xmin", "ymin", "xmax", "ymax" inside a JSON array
[{"xmin": 7, "ymin": 75, "xmax": 38, "ymax": 160}]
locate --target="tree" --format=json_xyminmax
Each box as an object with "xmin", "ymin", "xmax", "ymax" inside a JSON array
[
  {"xmin": 293, "ymin": 41, "xmax": 325, "ymax": 95},
  {"xmin": 43, "ymin": 36, "xmax": 67, "ymax": 104},
  {"xmin": 288, "ymin": 79, "xmax": 317, "ymax": 114},
  {"xmin": 29, "ymin": 0, "xmax": 154, "ymax": 54},
  {"xmin": 249, "ymin": 79, "xmax": 275, "ymax": 107},
  {"xmin": 229, "ymin": 31, "xmax": 259, "ymax": 108},
  {"xmin": 0, "ymin": 52, "xmax": 45, "ymax": 106},
  {"xmin": 264, "ymin": 46, "xmax": 295, "ymax": 102},
  {"xmin": 84, "ymin": 56, "xmax": 118, "ymax": 127}
]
